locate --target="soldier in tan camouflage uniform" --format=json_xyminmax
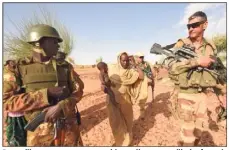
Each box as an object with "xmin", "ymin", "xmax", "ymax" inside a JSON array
[
  {"xmin": 167, "ymin": 11, "xmax": 226, "ymax": 146},
  {"xmin": 3, "ymin": 24, "xmax": 84, "ymax": 146}
]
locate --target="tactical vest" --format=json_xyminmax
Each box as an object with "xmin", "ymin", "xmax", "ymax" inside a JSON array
[
  {"xmin": 18, "ymin": 59, "xmax": 70, "ymax": 121},
  {"xmin": 170, "ymin": 38, "xmax": 218, "ymax": 93},
  {"xmin": 19, "ymin": 60, "xmax": 69, "ymax": 92}
]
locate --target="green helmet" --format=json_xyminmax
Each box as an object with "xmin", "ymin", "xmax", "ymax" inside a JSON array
[{"xmin": 26, "ymin": 24, "xmax": 63, "ymax": 43}]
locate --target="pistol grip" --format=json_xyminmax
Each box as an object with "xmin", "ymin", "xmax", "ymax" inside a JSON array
[{"xmin": 186, "ymin": 69, "xmax": 193, "ymax": 79}]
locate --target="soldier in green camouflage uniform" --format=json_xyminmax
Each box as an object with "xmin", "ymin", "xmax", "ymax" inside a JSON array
[
  {"xmin": 3, "ymin": 24, "xmax": 84, "ymax": 146},
  {"xmin": 3, "ymin": 60, "xmax": 27, "ymax": 146}
]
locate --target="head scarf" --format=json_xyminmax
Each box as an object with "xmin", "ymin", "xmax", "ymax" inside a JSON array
[{"xmin": 108, "ymin": 52, "xmax": 139, "ymax": 85}]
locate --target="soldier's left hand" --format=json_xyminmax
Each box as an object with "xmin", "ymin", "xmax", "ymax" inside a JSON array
[
  {"xmin": 197, "ymin": 56, "xmax": 215, "ymax": 67},
  {"xmin": 44, "ymin": 103, "xmax": 62, "ymax": 123}
]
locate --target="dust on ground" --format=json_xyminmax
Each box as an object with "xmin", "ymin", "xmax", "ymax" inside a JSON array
[
  {"xmin": 75, "ymin": 67, "xmax": 226, "ymax": 146},
  {"xmin": 3, "ymin": 67, "xmax": 226, "ymax": 146}
]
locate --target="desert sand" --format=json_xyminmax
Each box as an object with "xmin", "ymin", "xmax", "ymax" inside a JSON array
[
  {"xmin": 75, "ymin": 67, "xmax": 226, "ymax": 146},
  {"xmin": 2, "ymin": 67, "xmax": 226, "ymax": 147}
]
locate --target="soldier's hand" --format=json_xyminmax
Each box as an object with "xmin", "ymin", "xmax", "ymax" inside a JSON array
[
  {"xmin": 47, "ymin": 87, "xmax": 64, "ymax": 99},
  {"xmin": 197, "ymin": 56, "xmax": 215, "ymax": 68},
  {"xmin": 44, "ymin": 103, "xmax": 62, "ymax": 123}
]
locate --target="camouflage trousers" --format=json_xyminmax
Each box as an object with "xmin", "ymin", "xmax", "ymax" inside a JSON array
[
  {"xmin": 176, "ymin": 92, "xmax": 208, "ymax": 146},
  {"xmin": 168, "ymin": 87, "xmax": 179, "ymax": 120},
  {"xmin": 27, "ymin": 121, "xmax": 82, "ymax": 146},
  {"xmin": 6, "ymin": 116, "xmax": 27, "ymax": 146}
]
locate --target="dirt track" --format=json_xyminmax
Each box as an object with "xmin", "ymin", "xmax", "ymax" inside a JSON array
[{"xmin": 76, "ymin": 67, "xmax": 226, "ymax": 146}]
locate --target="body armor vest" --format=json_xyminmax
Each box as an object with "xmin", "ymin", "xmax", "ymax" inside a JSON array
[
  {"xmin": 19, "ymin": 61, "xmax": 69, "ymax": 92},
  {"xmin": 18, "ymin": 59, "xmax": 70, "ymax": 121},
  {"xmin": 170, "ymin": 38, "xmax": 218, "ymax": 91}
]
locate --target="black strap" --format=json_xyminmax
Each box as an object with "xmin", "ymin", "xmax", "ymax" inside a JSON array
[
  {"xmin": 76, "ymin": 105, "xmax": 79, "ymax": 113},
  {"xmin": 75, "ymin": 105, "xmax": 81, "ymax": 125}
]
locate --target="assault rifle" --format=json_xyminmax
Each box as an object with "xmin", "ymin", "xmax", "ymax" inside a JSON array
[
  {"xmin": 150, "ymin": 43, "xmax": 227, "ymax": 122},
  {"xmin": 150, "ymin": 43, "xmax": 226, "ymax": 85},
  {"xmin": 24, "ymin": 86, "xmax": 70, "ymax": 132}
]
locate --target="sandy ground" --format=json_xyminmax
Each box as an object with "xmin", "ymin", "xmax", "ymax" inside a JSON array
[
  {"xmin": 3, "ymin": 67, "xmax": 226, "ymax": 147},
  {"xmin": 76, "ymin": 67, "xmax": 226, "ymax": 146}
]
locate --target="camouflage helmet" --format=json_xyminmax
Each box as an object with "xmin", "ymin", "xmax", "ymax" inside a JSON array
[{"xmin": 26, "ymin": 24, "xmax": 63, "ymax": 43}]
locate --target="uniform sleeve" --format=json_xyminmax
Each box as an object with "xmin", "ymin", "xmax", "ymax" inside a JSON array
[
  {"xmin": 3, "ymin": 73, "xmax": 50, "ymax": 112},
  {"xmin": 58, "ymin": 65, "xmax": 84, "ymax": 118},
  {"xmin": 163, "ymin": 40, "xmax": 184, "ymax": 68},
  {"xmin": 167, "ymin": 40, "xmax": 199, "ymax": 74},
  {"xmin": 205, "ymin": 44, "xmax": 215, "ymax": 56},
  {"xmin": 169, "ymin": 58, "xmax": 199, "ymax": 75},
  {"xmin": 145, "ymin": 62, "xmax": 152, "ymax": 73}
]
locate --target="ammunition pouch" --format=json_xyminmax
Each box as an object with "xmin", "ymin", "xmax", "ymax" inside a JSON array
[{"xmin": 169, "ymin": 69, "xmax": 217, "ymax": 90}]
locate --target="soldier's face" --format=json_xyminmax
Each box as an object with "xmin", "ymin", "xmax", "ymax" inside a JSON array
[
  {"xmin": 41, "ymin": 37, "xmax": 60, "ymax": 57},
  {"xmin": 187, "ymin": 17, "xmax": 208, "ymax": 39},
  {"xmin": 120, "ymin": 53, "xmax": 129, "ymax": 69}
]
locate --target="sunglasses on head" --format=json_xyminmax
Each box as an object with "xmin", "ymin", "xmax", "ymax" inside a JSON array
[{"xmin": 187, "ymin": 20, "xmax": 205, "ymax": 30}]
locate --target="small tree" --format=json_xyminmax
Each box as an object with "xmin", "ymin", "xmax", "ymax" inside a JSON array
[
  {"xmin": 212, "ymin": 34, "xmax": 226, "ymax": 53},
  {"xmin": 96, "ymin": 56, "xmax": 103, "ymax": 64},
  {"xmin": 4, "ymin": 5, "xmax": 75, "ymax": 60},
  {"xmin": 212, "ymin": 34, "xmax": 226, "ymax": 64}
]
